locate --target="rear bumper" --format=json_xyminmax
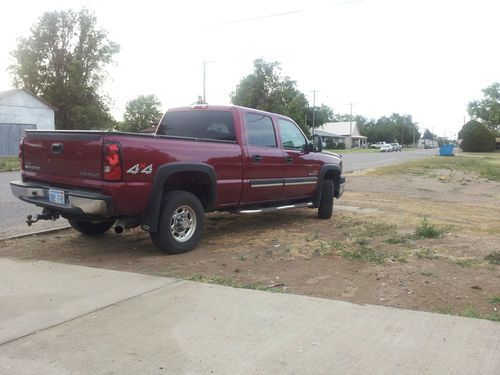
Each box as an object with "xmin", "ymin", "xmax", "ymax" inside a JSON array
[{"xmin": 10, "ymin": 181, "xmax": 113, "ymax": 217}]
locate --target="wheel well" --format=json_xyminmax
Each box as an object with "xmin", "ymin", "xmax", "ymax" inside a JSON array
[
  {"xmin": 324, "ymin": 169, "xmax": 340, "ymax": 190},
  {"xmin": 163, "ymin": 171, "xmax": 212, "ymax": 210}
]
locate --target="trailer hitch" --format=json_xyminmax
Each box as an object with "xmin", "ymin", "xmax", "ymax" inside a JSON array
[{"xmin": 26, "ymin": 209, "xmax": 60, "ymax": 226}]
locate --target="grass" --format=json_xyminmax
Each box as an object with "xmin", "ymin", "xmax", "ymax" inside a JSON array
[
  {"xmin": 324, "ymin": 147, "xmax": 379, "ymax": 154},
  {"xmin": 415, "ymin": 248, "xmax": 440, "ymax": 260},
  {"xmin": 434, "ymin": 306, "xmax": 500, "ymax": 322},
  {"xmin": 187, "ymin": 274, "xmax": 285, "ymax": 292},
  {"xmin": 414, "ymin": 217, "xmax": 443, "ymax": 239},
  {"xmin": 0, "ymin": 156, "xmax": 20, "ymax": 172},
  {"xmin": 484, "ymin": 251, "xmax": 500, "ymax": 265},
  {"xmin": 454, "ymin": 258, "xmax": 481, "ymax": 268},
  {"xmin": 488, "ymin": 295, "xmax": 500, "ymax": 304},
  {"xmin": 366, "ymin": 153, "xmax": 500, "ymax": 181}
]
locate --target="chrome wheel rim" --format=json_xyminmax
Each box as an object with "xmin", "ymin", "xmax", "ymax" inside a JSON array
[{"xmin": 170, "ymin": 205, "xmax": 197, "ymax": 243}]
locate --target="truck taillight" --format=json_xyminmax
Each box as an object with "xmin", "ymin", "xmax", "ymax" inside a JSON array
[
  {"xmin": 103, "ymin": 142, "xmax": 122, "ymax": 181},
  {"xmin": 19, "ymin": 138, "xmax": 24, "ymax": 170}
]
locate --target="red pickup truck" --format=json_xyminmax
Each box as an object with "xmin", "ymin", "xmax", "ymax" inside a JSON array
[{"xmin": 11, "ymin": 105, "xmax": 345, "ymax": 254}]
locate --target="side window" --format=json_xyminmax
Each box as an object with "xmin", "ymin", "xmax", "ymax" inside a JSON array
[
  {"xmin": 278, "ymin": 119, "xmax": 307, "ymax": 150},
  {"xmin": 245, "ymin": 113, "xmax": 277, "ymax": 147}
]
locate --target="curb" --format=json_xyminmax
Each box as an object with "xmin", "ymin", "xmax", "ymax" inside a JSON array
[{"xmin": 0, "ymin": 225, "xmax": 71, "ymax": 241}]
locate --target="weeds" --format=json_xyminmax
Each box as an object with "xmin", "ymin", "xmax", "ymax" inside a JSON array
[
  {"xmin": 488, "ymin": 295, "xmax": 500, "ymax": 304},
  {"xmin": 434, "ymin": 305, "xmax": 500, "ymax": 322},
  {"xmin": 455, "ymin": 258, "xmax": 480, "ymax": 268},
  {"xmin": 421, "ymin": 272, "xmax": 436, "ymax": 277},
  {"xmin": 187, "ymin": 274, "xmax": 284, "ymax": 292},
  {"xmin": 0, "ymin": 157, "xmax": 20, "ymax": 172},
  {"xmin": 339, "ymin": 241, "xmax": 390, "ymax": 264},
  {"xmin": 415, "ymin": 217, "xmax": 442, "ymax": 239},
  {"xmin": 484, "ymin": 251, "xmax": 500, "ymax": 265},
  {"xmin": 415, "ymin": 248, "xmax": 440, "ymax": 260}
]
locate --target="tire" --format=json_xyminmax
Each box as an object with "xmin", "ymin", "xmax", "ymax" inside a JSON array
[
  {"xmin": 149, "ymin": 191, "xmax": 205, "ymax": 254},
  {"xmin": 69, "ymin": 219, "xmax": 115, "ymax": 235},
  {"xmin": 318, "ymin": 179, "xmax": 334, "ymax": 219}
]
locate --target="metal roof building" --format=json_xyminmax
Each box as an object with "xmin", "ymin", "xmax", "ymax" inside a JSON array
[{"xmin": 0, "ymin": 89, "xmax": 55, "ymax": 156}]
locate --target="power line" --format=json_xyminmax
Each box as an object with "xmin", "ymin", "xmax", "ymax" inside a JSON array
[{"xmin": 204, "ymin": 0, "xmax": 371, "ymax": 27}]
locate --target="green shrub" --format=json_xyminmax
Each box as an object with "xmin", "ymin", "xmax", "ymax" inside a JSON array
[
  {"xmin": 325, "ymin": 138, "xmax": 335, "ymax": 148},
  {"xmin": 415, "ymin": 217, "xmax": 442, "ymax": 239},
  {"xmin": 458, "ymin": 120, "xmax": 496, "ymax": 152},
  {"xmin": 336, "ymin": 142, "xmax": 346, "ymax": 150}
]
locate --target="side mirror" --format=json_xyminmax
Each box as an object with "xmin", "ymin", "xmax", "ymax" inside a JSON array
[{"xmin": 312, "ymin": 134, "xmax": 323, "ymax": 152}]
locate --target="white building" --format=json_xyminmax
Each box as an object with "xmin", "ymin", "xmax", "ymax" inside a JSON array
[
  {"xmin": 0, "ymin": 89, "xmax": 55, "ymax": 156},
  {"xmin": 315, "ymin": 121, "xmax": 368, "ymax": 148}
]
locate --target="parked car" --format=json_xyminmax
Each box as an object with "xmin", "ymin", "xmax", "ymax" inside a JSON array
[
  {"xmin": 11, "ymin": 105, "xmax": 345, "ymax": 254},
  {"xmin": 380, "ymin": 144, "xmax": 393, "ymax": 152},
  {"xmin": 371, "ymin": 141, "xmax": 387, "ymax": 149},
  {"xmin": 390, "ymin": 143, "xmax": 402, "ymax": 151}
]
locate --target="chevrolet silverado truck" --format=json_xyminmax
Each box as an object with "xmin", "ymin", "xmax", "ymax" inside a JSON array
[{"xmin": 11, "ymin": 105, "xmax": 345, "ymax": 254}]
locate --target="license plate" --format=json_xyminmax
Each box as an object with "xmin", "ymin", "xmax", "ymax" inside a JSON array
[{"xmin": 49, "ymin": 189, "xmax": 65, "ymax": 205}]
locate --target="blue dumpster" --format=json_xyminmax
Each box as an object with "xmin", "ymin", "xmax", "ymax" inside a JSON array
[{"xmin": 439, "ymin": 144, "xmax": 454, "ymax": 156}]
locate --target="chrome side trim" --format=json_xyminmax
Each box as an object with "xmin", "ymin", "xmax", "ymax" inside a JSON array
[
  {"xmin": 239, "ymin": 202, "xmax": 312, "ymax": 214},
  {"xmin": 284, "ymin": 181, "xmax": 317, "ymax": 186}
]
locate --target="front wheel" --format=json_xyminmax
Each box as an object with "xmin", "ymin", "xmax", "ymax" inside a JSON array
[
  {"xmin": 318, "ymin": 179, "xmax": 334, "ymax": 219},
  {"xmin": 150, "ymin": 191, "xmax": 205, "ymax": 254},
  {"xmin": 69, "ymin": 219, "xmax": 115, "ymax": 235}
]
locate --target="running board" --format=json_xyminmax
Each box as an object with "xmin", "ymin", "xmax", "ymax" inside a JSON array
[{"xmin": 238, "ymin": 202, "xmax": 313, "ymax": 214}]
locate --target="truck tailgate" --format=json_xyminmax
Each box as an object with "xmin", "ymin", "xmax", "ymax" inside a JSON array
[{"xmin": 23, "ymin": 132, "xmax": 103, "ymax": 181}]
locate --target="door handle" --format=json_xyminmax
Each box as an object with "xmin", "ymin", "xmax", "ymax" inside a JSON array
[
  {"xmin": 252, "ymin": 154, "xmax": 262, "ymax": 162},
  {"xmin": 284, "ymin": 155, "xmax": 293, "ymax": 163},
  {"xmin": 51, "ymin": 143, "xmax": 64, "ymax": 154}
]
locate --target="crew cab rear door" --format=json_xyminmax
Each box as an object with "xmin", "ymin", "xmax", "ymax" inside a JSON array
[
  {"xmin": 241, "ymin": 112, "xmax": 285, "ymax": 203},
  {"xmin": 277, "ymin": 118, "xmax": 320, "ymax": 199}
]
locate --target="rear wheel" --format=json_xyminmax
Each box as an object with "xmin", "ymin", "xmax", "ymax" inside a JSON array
[
  {"xmin": 150, "ymin": 191, "xmax": 205, "ymax": 254},
  {"xmin": 318, "ymin": 179, "xmax": 334, "ymax": 219},
  {"xmin": 69, "ymin": 219, "xmax": 115, "ymax": 235}
]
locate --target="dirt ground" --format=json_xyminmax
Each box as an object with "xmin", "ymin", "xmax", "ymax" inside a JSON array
[{"xmin": 1, "ymin": 164, "xmax": 499, "ymax": 320}]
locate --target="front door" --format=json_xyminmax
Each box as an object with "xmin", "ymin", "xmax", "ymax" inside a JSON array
[
  {"xmin": 241, "ymin": 112, "xmax": 285, "ymax": 203},
  {"xmin": 277, "ymin": 118, "xmax": 320, "ymax": 199}
]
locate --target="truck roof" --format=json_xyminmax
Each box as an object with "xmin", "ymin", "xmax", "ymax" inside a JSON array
[{"xmin": 167, "ymin": 104, "xmax": 295, "ymax": 121}]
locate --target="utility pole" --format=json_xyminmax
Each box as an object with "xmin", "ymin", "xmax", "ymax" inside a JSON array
[
  {"xmin": 198, "ymin": 60, "xmax": 215, "ymax": 103},
  {"xmin": 311, "ymin": 90, "xmax": 318, "ymax": 135},
  {"xmin": 412, "ymin": 118, "xmax": 416, "ymax": 147},
  {"xmin": 402, "ymin": 116, "xmax": 405, "ymax": 146},
  {"xmin": 347, "ymin": 103, "xmax": 355, "ymax": 148}
]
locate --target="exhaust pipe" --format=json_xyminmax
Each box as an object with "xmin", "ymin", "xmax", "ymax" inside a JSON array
[{"xmin": 114, "ymin": 218, "xmax": 139, "ymax": 234}]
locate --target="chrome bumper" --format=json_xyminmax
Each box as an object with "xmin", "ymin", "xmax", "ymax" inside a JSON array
[
  {"xmin": 336, "ymin": 176, "xmax": 346, "ymax": 198},
  {"xmin": 10, "ymin": 181, "xmax": 112, "ymax": 217}
]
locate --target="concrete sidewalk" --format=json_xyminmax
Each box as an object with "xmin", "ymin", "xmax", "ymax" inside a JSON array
[{"xmin": 1, "ymin": 258, "xmax": 499, "ymax": 374}]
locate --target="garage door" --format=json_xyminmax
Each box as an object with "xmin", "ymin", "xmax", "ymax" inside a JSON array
[{"xmin": 0, "ymin": 123, "xmax": 36, "ymax": 156}]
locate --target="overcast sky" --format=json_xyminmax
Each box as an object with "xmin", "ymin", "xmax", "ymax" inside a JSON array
[{"xmin": 1, "ymin": 0, "xmax": 499, "ymax": 137}]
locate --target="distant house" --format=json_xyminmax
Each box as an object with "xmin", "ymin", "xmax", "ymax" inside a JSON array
[
  {"xmin": 315, "ymin": 121, "xmax": 368, "ymax": 148},
  {"xmin": 0, "ymin": 89, "xmax": 55, "ymax": 156}
]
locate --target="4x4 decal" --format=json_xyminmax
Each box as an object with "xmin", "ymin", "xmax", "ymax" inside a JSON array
[{"xmin": 126, "ymin": 163, "xmax": 153, "ymax": 175}]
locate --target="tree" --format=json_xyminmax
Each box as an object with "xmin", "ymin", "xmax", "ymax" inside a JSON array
[
  {"xmin": 307, "ymin": 104, "xmax": 334, "ymax": 129},
  {"xmin": 360, "ymin": 113, "xmax": 420, "ymax": 145},
  {"xmin": 120, "ymin": 95, "xmax": 162, "ymax": 132},
  {"xmin": 467, "ymin": 83, "xmax": 500, "ymax": 133},
  {"xmin": 422, "ymin": 129, "xmax": 435, "ymax": 140},
  {"xmin": 230, "ymin": 59, "xmax": 310, "ymax": 133},
  {"xmin": 9, "ymin": 8, "xmax": 119, "ymax": 130},
  {"xmin": 458, "ymin": 120, "xmax": 496, "ymax": 152}
]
